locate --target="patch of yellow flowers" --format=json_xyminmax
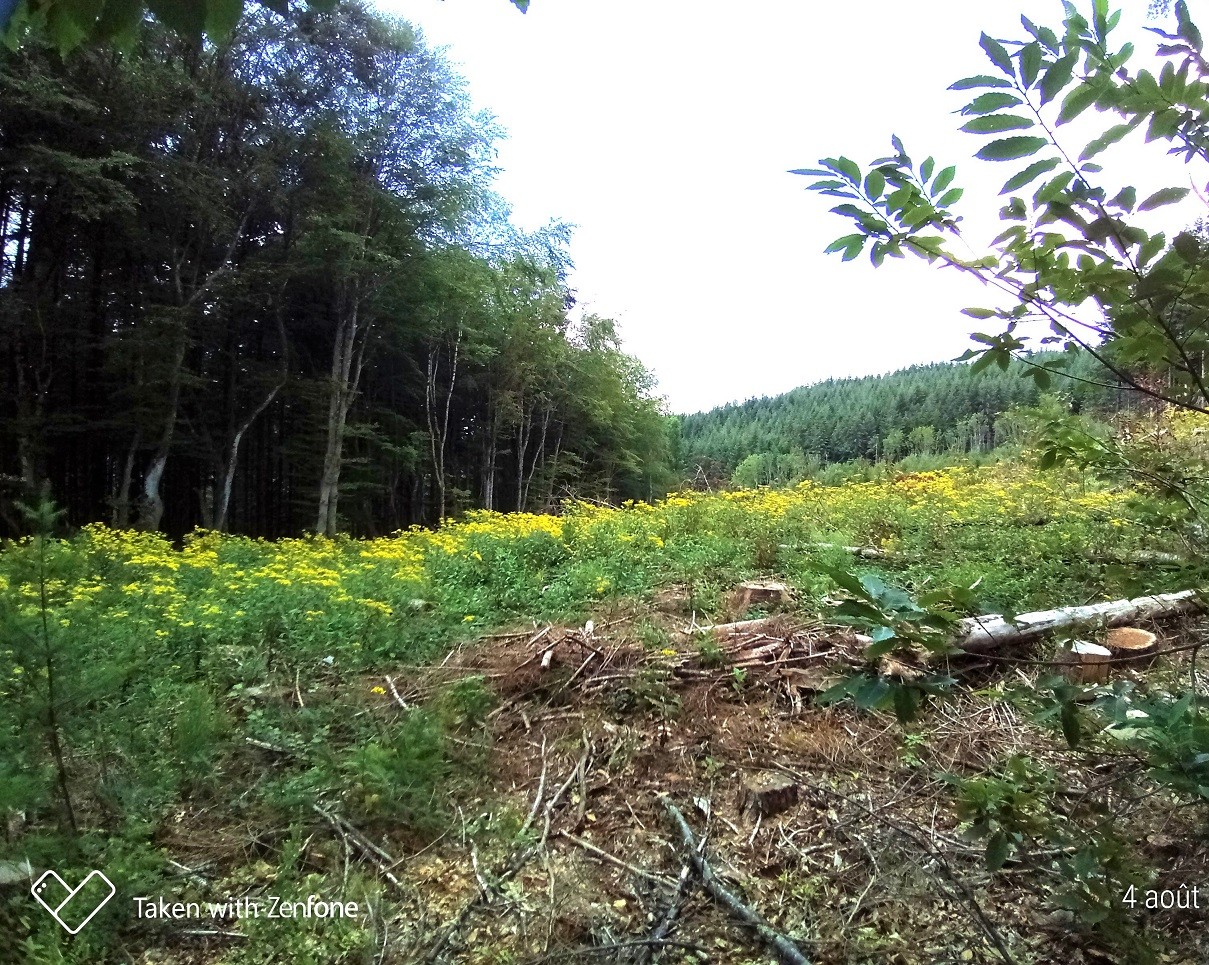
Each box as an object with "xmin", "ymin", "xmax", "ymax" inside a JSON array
[{"xmin": 0, "ymin": 465, "xmax": 1142, "ymax": 667}]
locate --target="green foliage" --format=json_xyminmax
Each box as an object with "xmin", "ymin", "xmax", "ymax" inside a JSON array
[
  {"xmin": 340, "ymin": 709, "xmax": 450, "ymax": 825},
  {"xmin": 1, "ymin": 0, "xmax": 528, "ymax": 53},
  {"xmin": 683, "ymin": 353, "xmax": 1124, "ymax": 483},
  {"xmin": 816, "ymin": 568, "xmax": 967, "ymax": 721},
  {"xmin": 955, "ymin": 755, "xmax": 1058, "ymax": 870},
  {"xmin": 1098, "ymin": 682, "xmax": 1209, "ymax": 800},
  {"xmin": 695, "ymin": 631, "xmax": 728, "ymax": 668},
  {"xmin": 951, "ymin": 753, "xmax": 1152, "ymax": 951},
  {"xmin": 801, "ymin": 1, "xmax": 1209, "ymax": 421}
]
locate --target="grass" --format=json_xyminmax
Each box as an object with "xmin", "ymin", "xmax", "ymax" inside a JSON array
[{"xmin": 0, "ymin": 461, "xmax": 1200, "ymax": 962}]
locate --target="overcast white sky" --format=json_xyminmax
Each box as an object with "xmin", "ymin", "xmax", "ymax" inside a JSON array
[{"xmin": 380, "ymin": 0, "xmax": 1206, "ymax": 414}]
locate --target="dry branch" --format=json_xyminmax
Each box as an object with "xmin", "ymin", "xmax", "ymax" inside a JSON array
[
  {"xmin": 637, "ymin": 863, "xmax": 697, "ymax": 965},
  {"xmin": 660, "ymin": 795, "xmax": 811, "ymax": 965},
  {"xmin": 312, "ymin": 806, "xmax": 402, "ymax": 890}
]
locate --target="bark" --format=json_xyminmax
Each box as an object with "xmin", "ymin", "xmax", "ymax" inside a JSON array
[
  {"xmin": 137, "ymin": 211, "xmax": 248, "ymax": 531},
  {"xmin": 214, "ymin": 304, "xmax": 288, "ymax": 532},
  {"xmin": 425, "ymin": 326, "xmax": 461, "ymax": 522},
  {"xmin": 953, "ymin": 590, "xmax": 1202, "ymax": 654},
  {"xmin": 316, "ymin": 285, "xmax": 371, "ymax": 536},
  {"xmin": 112, "ymin": 431, "xmax": 140, "ymax": 528}
]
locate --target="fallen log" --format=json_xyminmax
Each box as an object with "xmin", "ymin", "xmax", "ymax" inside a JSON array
[{"xmin": 953, "ymin": 590, "xmax": 1202, "ymax": 655}]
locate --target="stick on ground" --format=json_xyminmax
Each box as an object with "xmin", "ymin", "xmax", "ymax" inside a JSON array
[{"xmin": 660, "ymin": 795, "xmax": 811, "ymax": 965}]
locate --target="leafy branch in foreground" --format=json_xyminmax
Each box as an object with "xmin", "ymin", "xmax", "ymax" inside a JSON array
[
  {"xmin": 797, "ymin": 0, "xmax": 1209, "ymax": 417},
  {"xmin": 816, "ymin": 567, "xmax": 967, "ymax": 721},
  {"xmin": 0, "ymin": 0, "xmax": 531, "ymax": 54}
]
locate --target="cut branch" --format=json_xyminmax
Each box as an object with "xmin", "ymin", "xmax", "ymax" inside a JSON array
[{"xmin": 660, "ymin": 795, "xmax": 811, "ymax": 965}]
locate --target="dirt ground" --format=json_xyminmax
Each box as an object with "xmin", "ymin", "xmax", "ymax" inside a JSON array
[{"xmin": 161, "ymin": 588, "xmax": 1209, "ymax": 965}]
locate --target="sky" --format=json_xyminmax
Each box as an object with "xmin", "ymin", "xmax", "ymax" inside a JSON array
[{"xmin": 380, "ymin": 0, "xmax": 1206, "ymax": 414}]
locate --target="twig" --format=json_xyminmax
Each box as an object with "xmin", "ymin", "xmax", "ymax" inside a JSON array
[
  {"xmin": 637, "ymin": 863, "xmax": 697, "ymax": 965},
  {"xmin": 470, "ymin": 843, "xmax": 492, "ymax": 904},
  {"xmin": 522, "ymin": 738, "xmax": 549, "ymax": 837},
  {"xmin": 422, "ymin": 735, "xmax": 589, "ymax": 962},
  {"xmin": 385, "ymin": 675, "xmax": 409, "ymax": 709},
  {"xmin": 557, "ymin": 831, "xmax": 676, "ymax": 886},
  {"xmin": 312, "ymin": 806, "xmax": 402, "ymax": 890},
  {"xmin": 520, "ymin": 939, "xmax": 708, "ymax": 964},
  {"xmin": 776, "ymin": 769, "xmax": 1016, "ymax": 965},
  {"xmin": 179, "ymin": 929, "xmax": 247, "ymax": 939},
  {"xmin": 659, "ymin": 796, "xmax": 811, "ymax": 965}
]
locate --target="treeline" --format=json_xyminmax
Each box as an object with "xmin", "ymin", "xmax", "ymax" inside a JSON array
[
  {"xmin": 681, "ymin": 353, "xmax": 1128, "ymax": 485},
  {"xmin": 0, "ymin": 3, "xmax": 673, "ymax": 539}
]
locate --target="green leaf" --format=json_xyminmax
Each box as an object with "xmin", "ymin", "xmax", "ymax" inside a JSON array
[
  {"xmin": 986, "ymin": 832, "xmax": 1012, "ymax": 871},
  {"xmin": 975, "ymin": 137, "xmax": 1048, "ymax": 162},
  {"xmin": 830, "ymin": 203, "xmax": 868, "ymax": 220},
  {"xmin": 1173, "ymin": 231, "xmax": 1200, "ymax": 261},
  {"xmin": 1110, "ymin": 186, "xmax": 1136, "ymax": 212},
  {"xmin": 892, "ymin": 685, "xmax": 921, "ymax": 723},
  {"xmin": 824, "ymin": 234, "xmax": 865, "ymax": 254},
  {"xmin": 1060, "ymin": 700, "xmax": 1082, "ymax": 748},
  {"xmin": 1039, "ymin": 52, "xmax": 1078, "ymax": 105},
  {"xmin": 205, "ymin": 0, "xmax": 244, "ymax": 38},
  {"xmin": 963, "ymin": 92, "xmax": 1023, "ymax": 115},
  {"xmin": 1000, "ymin": 157, "xmax": 1061, "ymax": 193},
  {"xmin": 938, "ymin": 188, "xmax": 963, "ymax": 206},
  {"xmin": 961, "ymin": 114, "xmax": 1035, "ymax": 134},
  {"xmin": 864, "ymin": 169, "xmax": 885, "ymax": 200},
  {"xmin": 95, "ymin": 0, "xmax": 145, "ymax": 44},
  {"xmin": 1019, "ymin": 42, "xmax": 1043, "ymax": 87},
  {"xmin": 932, "ymin": 165, "xmax": 957, "ymax": 195},
  {"xmin": 980, "ymin": 32, "xmax": 1014, "ymax": 75},
  {"xmin": 962, "ymin": 307, "xmax": 997, "ymax": 319},
  {"xmin": 1137, "ymin": 187, "xmax": 1189, "ymax": 211},
  {"xmin": 822, "ymin": 156, "xmax": 862, "ymax": 184},
  {"xmin": 1057, "ymin": 83, "xmax": 1098, "ymax": 124},
  {"xmin": 147, "ymin": 0, "xmax": 207, "ymax": 38},
  {"xmin": 950, "ymin": 74, "xmax": 1014, "ymax": 91},
  {"xmin": 1078, "ymin": 122, "xmax": 1134, "ymax": 161},
  {"xmin": 853, "ymin": 676, "xmax": 892, "ymax": 710}
]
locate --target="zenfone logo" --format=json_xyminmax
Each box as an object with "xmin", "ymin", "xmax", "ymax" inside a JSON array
[{"xmin": 31, "ymin": 869, "xmax": 116, "ymax": 934}]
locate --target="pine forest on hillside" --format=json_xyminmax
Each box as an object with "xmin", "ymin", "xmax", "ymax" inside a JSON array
[{"xmin": 680, "ymin": 352, "xmax": 1130, "ymax": 484}]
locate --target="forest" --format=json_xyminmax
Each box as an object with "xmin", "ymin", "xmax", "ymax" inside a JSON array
[
  {"xmin": 1, "ymin": 2, "xmax": 1208, "ymax": 965},
  {"xmin": 680, "ymin": 352, "xmax": 1131, "ymax": 485},
  {"xmin": 0, "ymin": 1, "xmax": 674, "ymax": 541}
]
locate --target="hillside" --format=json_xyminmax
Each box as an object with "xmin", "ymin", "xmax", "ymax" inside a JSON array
[{"xmin": 680, "ymin": 353, "xmax": 1125, "ymax": 481}]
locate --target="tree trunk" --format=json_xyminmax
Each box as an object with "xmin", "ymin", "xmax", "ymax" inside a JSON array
[
  {"xmin": 137, "ymin": 331, "xmax": 187, "ymax": 531},
  {"xmin": 952, "ymin": 590, "xmax": 1201, "ymax": 654},
  {"xmin": 425, "ymin": 327, "xmax": 461, "ymax": 523},
  {"xmin": 316, "ymin": 289, "xmax": 370, "ymax": 536}
]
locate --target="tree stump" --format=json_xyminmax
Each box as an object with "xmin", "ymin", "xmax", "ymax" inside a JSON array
[
  {"xmin": 738, "ymin": 772, "xmax": 800, "ymax": 820},
  {"xmin": 729, "ymin": 580, "xmax": 792, "ymax": 619},
  {"xmin": 1062, "ymin": 640, "xmax": 1113, "ymax": 684},
  {"xmin": 1104, "ymin": 627, "xmax": 1158, "ymax": 666}
]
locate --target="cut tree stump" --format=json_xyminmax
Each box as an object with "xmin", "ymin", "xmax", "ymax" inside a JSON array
[
  {"xmin": 1104, "ymin": 627, "xmax": 1159, "ymax": 665},
  {"xmin": 729, "ymin": 580, "xmax": 792, "ymax": 618},
  {"xmin": 739, "ymin": 773, "xmax": 800, "ymax": 820},
  {"xmin": 1062, "ymin": 641, "xmax": 1113, "ymax": 684}
]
